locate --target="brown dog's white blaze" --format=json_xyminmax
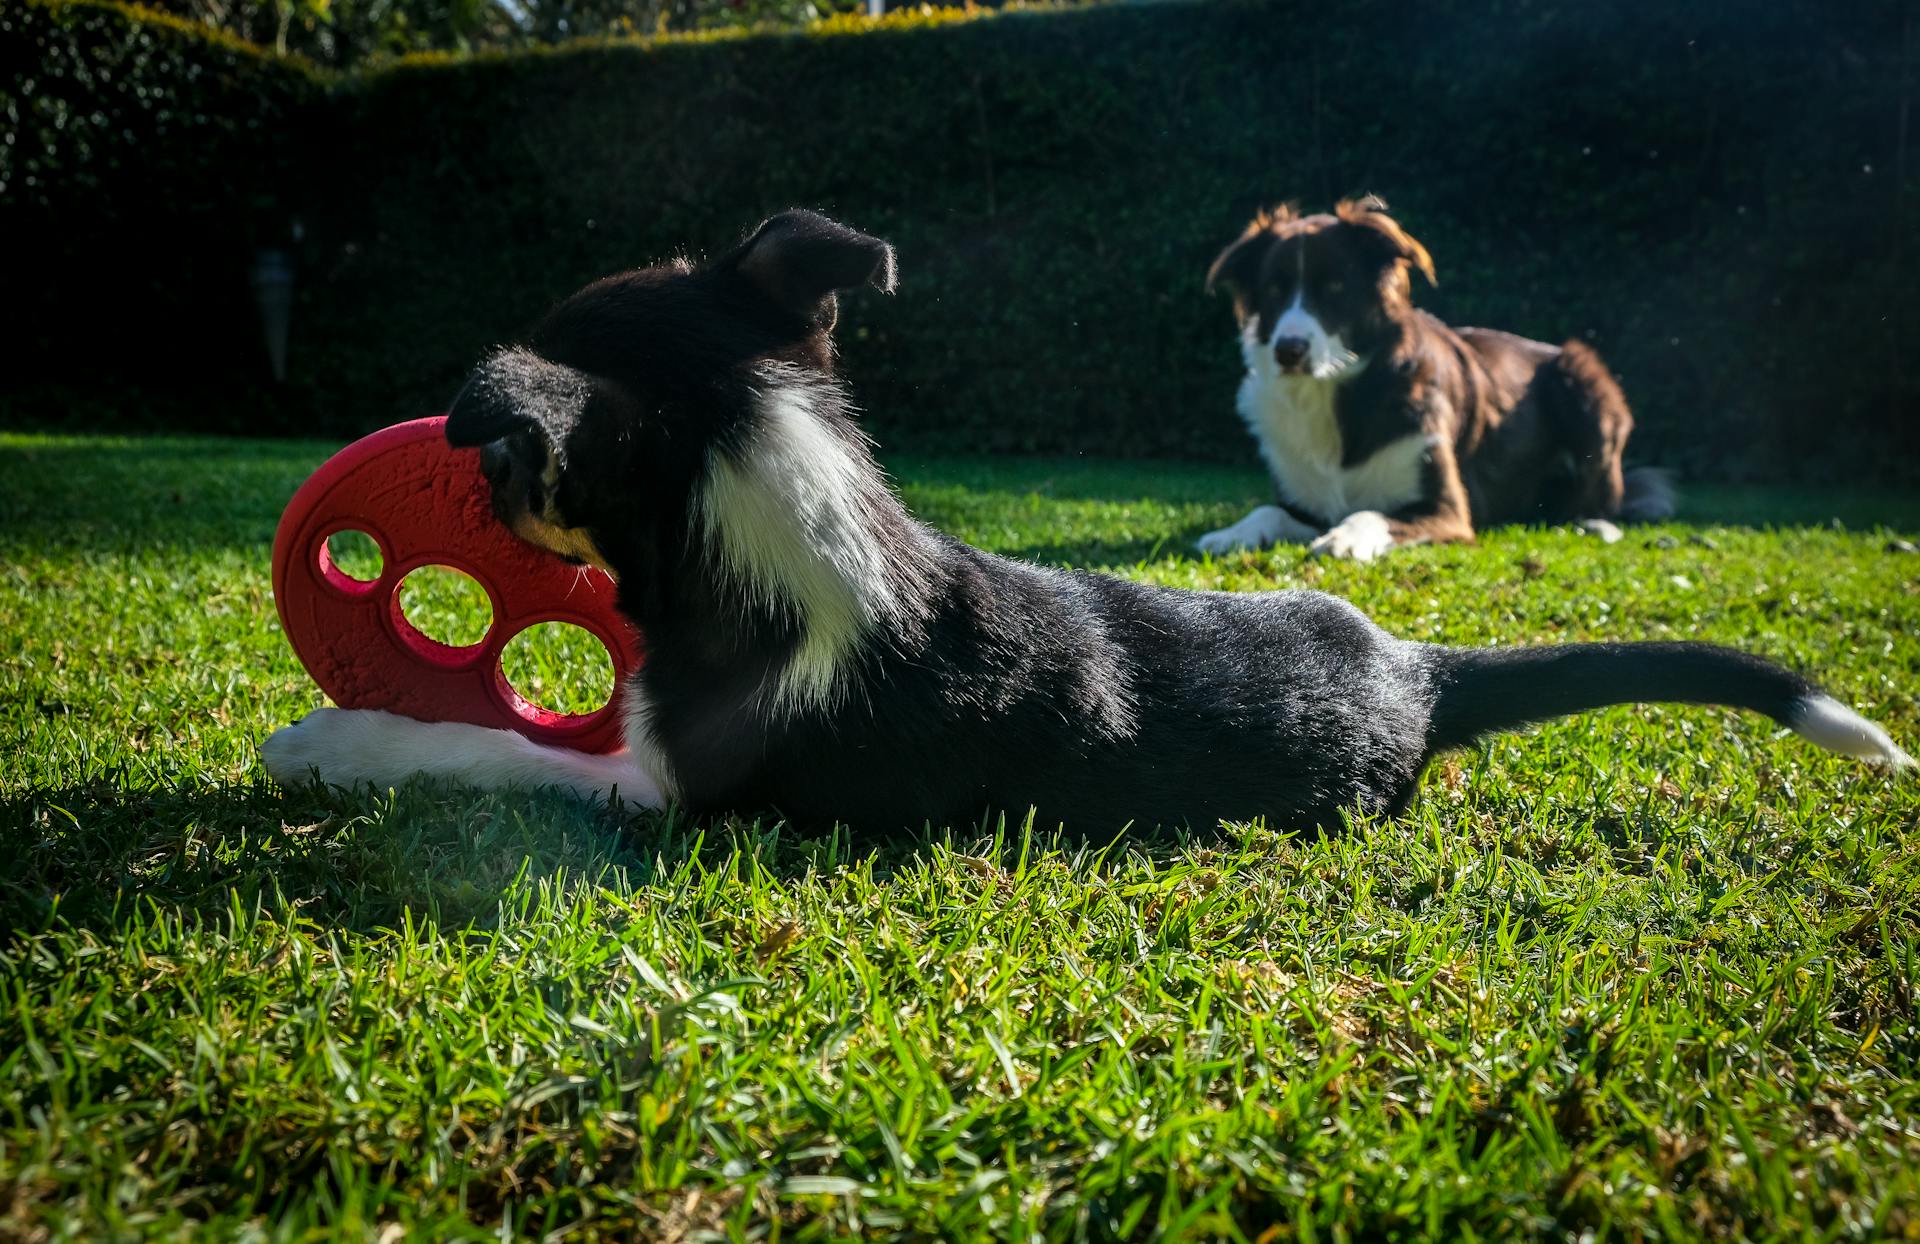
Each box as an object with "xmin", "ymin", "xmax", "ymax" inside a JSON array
[{"xmin": 1198, "ymin": 197, "xmax": 1654, "ymax": 561}]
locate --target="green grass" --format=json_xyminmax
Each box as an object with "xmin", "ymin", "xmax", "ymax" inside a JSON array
[{"xmin": 3, "ymin": 431, "xmax": 1919, "ymax": 1241}]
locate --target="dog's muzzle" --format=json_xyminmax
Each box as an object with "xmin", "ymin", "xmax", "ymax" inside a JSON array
[
  {"xmin": 1273, "ymin": 337, "xmax": 1311, "ymax": 370},
  {"xmin": 478, "ymin": 439, "xmax": 512, "ymax": 489},
  {"xmin": 477, "ymin": 437, "xmax": 538, "ymax": 527}
]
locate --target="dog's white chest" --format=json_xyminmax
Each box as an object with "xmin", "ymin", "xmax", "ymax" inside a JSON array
[{"xmin": 1237, "ymin": 373, "xmax": 1429, "ymax": 523}]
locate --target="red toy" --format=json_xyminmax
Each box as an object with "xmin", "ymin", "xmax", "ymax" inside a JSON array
[{"xmin": 271, "ymin": 416, "xmax": 642, "ymax": 753}]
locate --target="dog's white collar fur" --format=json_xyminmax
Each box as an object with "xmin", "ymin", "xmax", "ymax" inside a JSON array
[{"xmin": 697, "ymin": 364, "xmax": 921, "ymax": 710}]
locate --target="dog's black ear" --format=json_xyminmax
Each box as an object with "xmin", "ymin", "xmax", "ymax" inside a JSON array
[
  {"xmin": 446, "ymin": 371, "xmax": 527, "ymax": 448},
  {"xmin": 728, "ymin": 209, "xmax": 897, "ymax": 329},
  {"xmin": 1205, "ymin": 208, "xmax": 1289, "ymax": 311},
  {"xmin": 446, "ymin": 347, "xmax": 593, "ymax": 447}
]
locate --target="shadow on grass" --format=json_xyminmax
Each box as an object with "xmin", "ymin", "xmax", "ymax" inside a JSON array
[
  {"xmin": 0, "ymin": 775, "xmax": 1307, "ymax": 942},
  {"xmin": 0, "ymin": 436, "xmax": 330, "ymax": 558},
  {"xmin": 8, "ymin": 436, "xmax": 1919, "ymax": 567},
  {"xmin": 0, "ymin": 779, "xmax": 687, "ymax": 939},
  {"xmin": 892, "ymin": 454, "xmax": 1265, "ymax": 507}
]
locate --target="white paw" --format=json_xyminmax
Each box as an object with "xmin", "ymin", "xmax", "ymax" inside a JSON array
[
  {"xmin": 1196, "ymin": 523, "xmax": 1263, "ymax": 555},
  {"xmin": 1575, "ymin": 517, "xmax": 1624, "ymax": 544},
  {"xmin": 262, "ymin": 708, "xmax": 434, "ymax": 790},
  {"xmin": 1309, "ymin": 511, "xmax": 1396, "ymax": 562},
  {"xmin": 1196, "ymin": 505, "xmax": 1317, "ymax": 555}
]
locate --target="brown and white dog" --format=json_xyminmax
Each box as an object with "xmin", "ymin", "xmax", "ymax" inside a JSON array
[{"xmin": 1196, "ymin": 198, "xmax": 1670, "ymax": 560}]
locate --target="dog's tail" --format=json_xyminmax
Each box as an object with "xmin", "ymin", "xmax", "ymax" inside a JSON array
[
  {"xmin": 1424, "ymin": 641, "xmax": 1912, "ymax": 766},
  {"xmin": 1618, "ymin": 466, "xmax": 1678, "ymax": 522}
]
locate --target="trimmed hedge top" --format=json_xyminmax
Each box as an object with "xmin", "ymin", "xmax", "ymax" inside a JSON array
[{"xmin": 2, "ymin": 0, "xmax": 317, "ymax": 212}]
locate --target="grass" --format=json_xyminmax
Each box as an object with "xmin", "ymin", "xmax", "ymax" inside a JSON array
[{"xmin": 2, "ymin": 431, "xmax": 1919, "ymax": 1241}]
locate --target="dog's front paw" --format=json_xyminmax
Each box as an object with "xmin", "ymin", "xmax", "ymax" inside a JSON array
[
  {"xmin": 262, "ymin": 708, "xmax": 420, "ymax": 790},
  {"xmin": 1196, "ymin": 523, "xmax": 1262, "ymax": 555},
  {"xmin": 1309, "ymin": 511, "xmax": 1396, "ymax": 562},
  {"xmin": 1196, "ymin": 505, "xmax": 1312, "ymax": 555}
]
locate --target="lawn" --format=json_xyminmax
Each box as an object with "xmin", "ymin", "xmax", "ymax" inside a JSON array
[{"xmin": 3, "ymin": 431, "xmax": 1919, "ymax": 1241}]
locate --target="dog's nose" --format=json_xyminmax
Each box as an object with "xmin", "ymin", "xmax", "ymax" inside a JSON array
[{"xmin": 1273, "ymin": 337, "xmax": 1311, "ymax": 368}]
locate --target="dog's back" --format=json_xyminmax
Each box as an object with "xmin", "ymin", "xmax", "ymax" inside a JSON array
[{"xmin": 732, "ymin": 538, "xmax": 1433, "ymax": 831}]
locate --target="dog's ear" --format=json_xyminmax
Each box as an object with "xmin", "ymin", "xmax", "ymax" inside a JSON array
[
  {"xmin": 728, "ymin": 209, "xmax": 897, "ymax": 330},
  {"xmin": 1336, "ymin": 196, "xmax": 1437, "ymax": 288},
  {"xmin": 446, "ymin": 348, "xmax": 593, "ymax": 447},
  {"xmin": 1205, "ymin": 208, "xmax": 1290, "ymax": 310}
]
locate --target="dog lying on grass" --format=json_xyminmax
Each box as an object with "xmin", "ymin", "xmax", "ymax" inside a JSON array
[
  {"xmin": 1197, "ymin": 198, "xmax": 1671, "ymax": 560},
  {"xmin": 264, "ymin": 211, "xmax": 1912, "ymax": 833}
]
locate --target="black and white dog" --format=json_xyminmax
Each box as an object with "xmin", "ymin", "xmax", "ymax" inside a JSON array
[{"xmin": 264, "ymin": 211, "xmax": 1912, "ymax": 833}]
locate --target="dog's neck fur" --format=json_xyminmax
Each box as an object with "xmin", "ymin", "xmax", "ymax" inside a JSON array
[{"xmin": 678, "ymin": 364, "xmax": 938, "ymax": 712}]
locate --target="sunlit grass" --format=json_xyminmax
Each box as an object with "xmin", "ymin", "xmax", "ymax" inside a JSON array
[
  {"xmin": 2, "ymin": 432, "xmax": 1918, "ymax": 1239},
  {"xmin": 501, "ymin": 621, "xmax": 617, "ymax": 714}
]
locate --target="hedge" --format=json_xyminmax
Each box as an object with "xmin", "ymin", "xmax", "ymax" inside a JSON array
[
  {"xmin": 1, "ymin": 1, "xmax": 322, "ymax": 431},
  {"xmin": 6, "ymin": 1, "xmax": 1918, "ymax": 479}
]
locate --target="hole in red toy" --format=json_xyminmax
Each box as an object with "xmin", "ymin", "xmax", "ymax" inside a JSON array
[
  {"xmin": 396, "ymin": 565, "xmax": 493, "ymax": 655},
  {"xmin": 501, "ymin": 623, "xmax": 616, "ymax": 717},
  {"xmin": 321, "ymin": 529, "xmax": 383, "ymax": 586}
]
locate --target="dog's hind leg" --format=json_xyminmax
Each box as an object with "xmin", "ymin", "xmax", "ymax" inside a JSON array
[
  {"xmin": 1617, "ymin": 466, "xmax": 1678, "ymax": 522},
  {"xmin": 262, "ymin": 708, "xmax": 666, "ymax": 807},
  {"xmin": 1536, "ymin": 340, "xmax": 1633, "ymax": 520}
]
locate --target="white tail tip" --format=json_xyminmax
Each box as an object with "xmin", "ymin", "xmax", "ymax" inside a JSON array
[{"xmin": 1790, "ymin": 695, "xmax": 1916, "ymax": 769}]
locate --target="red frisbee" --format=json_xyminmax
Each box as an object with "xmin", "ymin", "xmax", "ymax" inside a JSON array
[{"xmin": 271, "ymin": 416, "xmax": 641, "ymax": 753}]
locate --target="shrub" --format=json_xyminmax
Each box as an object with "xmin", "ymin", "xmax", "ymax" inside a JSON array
[
  {"xmin": 0, "ymin": 0, "xmax": 320, "ymax": 428},
  {"xmin": 6, "ymin": 0, "xmax": 1917, "ymax": 478}
]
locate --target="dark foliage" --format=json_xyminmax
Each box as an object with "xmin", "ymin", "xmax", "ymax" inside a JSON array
[
  {"xmin": 5, "ymin": 0, "xmax": 1916, "ymax": 479},
  {"xmin": 1, "ymin": 1, "xmax": 321, "ymax": 432}
]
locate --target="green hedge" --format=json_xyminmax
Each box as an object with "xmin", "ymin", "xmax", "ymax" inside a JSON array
[
  {"xmin": 1, "ymin": 0, "xmax": 321, "ymax": 429},
  {"xmin": 7, "ymin": 1, "xmax": 1918, "ymax": 478}
]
